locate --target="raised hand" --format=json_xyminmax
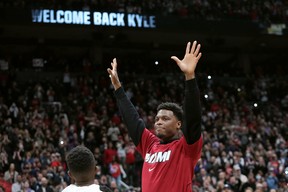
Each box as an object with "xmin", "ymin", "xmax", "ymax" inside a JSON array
[
  {"xmin": 107, "ymin": 58, "xmax": 121, "ymax": 90},
  {"xmin": 171, "ymin": 41, "xmax": 202, "ymax": 80}
]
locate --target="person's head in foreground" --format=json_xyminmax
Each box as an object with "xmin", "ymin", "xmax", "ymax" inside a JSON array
[
  {"xmin": 66, "ymin": 145, "xmax": 97, "ymax": 186},
  {"xmin": 154, "ymin": 102, "xmax": 183, "ymax": 143}
]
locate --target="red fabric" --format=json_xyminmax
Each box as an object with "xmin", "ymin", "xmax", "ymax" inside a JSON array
[
  {"xmin": 51, "ymin": 160, "xmax": 61, "ymax": 167},
  {"xmin": 111, "ymin": 115, "xmax": 121, "ymax": 125},
  {"xmin": 110, "ymin": 163, "xmax": 121, "ymax": 178},
  {"xmin": 210, "ymin": 103, "xmax": 219, "ymax": 111},
  {"xmin": 0, "ymin": 178, "xmax": 12, "ymax": 192},
  {"xmin": 136, "ymin": 129, "xmax": 202, "ymax": 192},
  {"xmin": 104, "ymin": 149, "xmax": 117, "ymax": 165},
  {"xmin": 126, "ymin": 151, "xmax": 135, "ymax": 164}
]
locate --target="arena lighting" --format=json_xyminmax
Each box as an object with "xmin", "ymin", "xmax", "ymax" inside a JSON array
[
  {"xmin": 0, "ymin": 60, "xmax": 9, "ymax": 71},
  {"xmin": 32, "ymin": 58, "xmax": 45, "ymax": 68},
  {"xmin": 267, "ymin": 23, "xmax": 286, "ymax": 35},
  {"xmin": 31, "ymin": 9, "xmax": 156, "ymax": 28},
  {"xmin": 285, "ymin": 167, "xmax": 288, "ymax": 175}
]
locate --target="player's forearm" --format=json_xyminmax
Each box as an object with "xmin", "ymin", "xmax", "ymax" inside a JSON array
[
  {"xmin": 182, "ymin": 79, "xmax": 202, "ymax": 144},
  {"xmin": 114, "ymin": 87, "xmax": 145, "ymax": 146}
]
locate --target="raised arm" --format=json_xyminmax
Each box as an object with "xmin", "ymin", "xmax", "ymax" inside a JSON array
[
  {"xmin": 171, "ymin": 41, "xmax": 202, "ymax": 144},
  {"xmin": 107, "ymin": 59, "xmax": 145, "ymax": 146}
]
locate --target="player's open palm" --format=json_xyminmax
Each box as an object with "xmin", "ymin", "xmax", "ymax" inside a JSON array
[{"xmin": 171, "ymin": 41, "xmax": 202, "ymax": 79}]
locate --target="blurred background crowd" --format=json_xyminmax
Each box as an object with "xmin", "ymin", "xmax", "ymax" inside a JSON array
[
  {"xmin": 0, "ymin": 0, "xmax": 288, "ymax": 192},
  {"xmin": 0, "ymin": 56, "xmax": 287, "ymax": 192}
]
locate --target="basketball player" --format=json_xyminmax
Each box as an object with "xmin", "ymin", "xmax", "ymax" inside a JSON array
[{"xmin": 107, "ymin": 41, "xmax": 203, "ymax": 192}]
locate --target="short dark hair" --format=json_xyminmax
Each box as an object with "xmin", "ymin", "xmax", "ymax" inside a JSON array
[
  {"xmin": 66, "ymin": 145, "xmax": 95, "ymax": 173},
  {"xmin": 157, "ymin": 102, "xmax": 183, "ymax": 121}
]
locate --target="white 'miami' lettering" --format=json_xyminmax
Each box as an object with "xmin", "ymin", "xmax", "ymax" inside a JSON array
[{"xmin": 145, "ymin": 150, "xmax": 171, "ymax": 163}]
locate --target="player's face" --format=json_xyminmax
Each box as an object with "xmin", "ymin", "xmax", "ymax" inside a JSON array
[{"xmin": 154, "ymin": 109, "xmax": 181, "ymax": 141}]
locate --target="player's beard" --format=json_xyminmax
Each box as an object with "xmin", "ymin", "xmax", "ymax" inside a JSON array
[{"xmin": 156, "ymin": 132, "xmax": 165, "ymax": 139}]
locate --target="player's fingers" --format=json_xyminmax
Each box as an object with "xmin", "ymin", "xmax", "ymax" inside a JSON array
[
  {"xmin": 196, "ymin": 52, "xmax": 202, "ymax": 60},
  {"xmin": 185, "ymin": 42, "xmax": 191, "ymax": 54},
  {"xmin": 194, "ymin": 44, "xmax": 201, "ymax": 56},
  {"xmin": 171, "ymin": 56, "xmax": 181, "ymax": 65},
  {"xmin": 112, "ymin": 58, "xmax": 117, "ymax": 70},
  {"xmin": 190, "ymin": 41, "xmax": 197, "ymax": 54},
  {"xmin": 107, "ymin": 68, "xmax": 112, "ymax": 75}
]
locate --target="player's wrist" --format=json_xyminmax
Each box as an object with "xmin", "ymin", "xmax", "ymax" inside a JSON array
[
  {"xmin": 185, "ymin": 73, "xmax": 195, "ymax": 80},
  {"xmin": 113, "ymin": 83, "xmax": 122, "ymax": 90}
]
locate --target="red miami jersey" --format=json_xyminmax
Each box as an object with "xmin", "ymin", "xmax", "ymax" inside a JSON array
[
  {"xmin": 114, "ymin": 79, "xmax": 203, "ymax": 192},
  {"xmin": 137, "ymin": 129, "xmax": 203, "ymax": 192}
]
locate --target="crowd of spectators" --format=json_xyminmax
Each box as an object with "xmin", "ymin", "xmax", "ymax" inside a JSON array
[
  {"xmin": 0, "ymin": 54, "xmax": 287, "ymax": 192},
  {"xmin": 0, "ymin": 0, "xmax": 287, "ymax": 23},
  {"xmin": 0, "ymin": 0, "xmax": 287, "ymax": 191}
]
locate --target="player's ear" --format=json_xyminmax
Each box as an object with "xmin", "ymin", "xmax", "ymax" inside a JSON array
[
  {"xmin": 95, "ymin": 165, "xmax": 98, "ymax": 174},
  {"xmin": 68, "ymin": 171, "xmax": 76, "ymax": 184},
  {"xmin": 68, "ymin": 170, "xmax": 73, "ymax": 179},
  {"xmin": 177, "ymin": 121, "xmax": 181, "ymax": 130}
]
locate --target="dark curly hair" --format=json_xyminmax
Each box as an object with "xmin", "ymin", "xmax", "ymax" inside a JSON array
[
  {"xmin": 66, "ymin": 145, "xmax": 95, "ymax": 174},
  {"xmin": 157, "ymin": 102, "xmax": 183, "ymax": 121}
]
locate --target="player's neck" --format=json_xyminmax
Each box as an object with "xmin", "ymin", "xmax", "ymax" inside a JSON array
[
  {"xmin": 75, "ymin": 179, "xmax": 95, "ymax": 186},
  {"xmin": 160, "ymin": 134, "xmax": 180, "ymax": 144}
]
